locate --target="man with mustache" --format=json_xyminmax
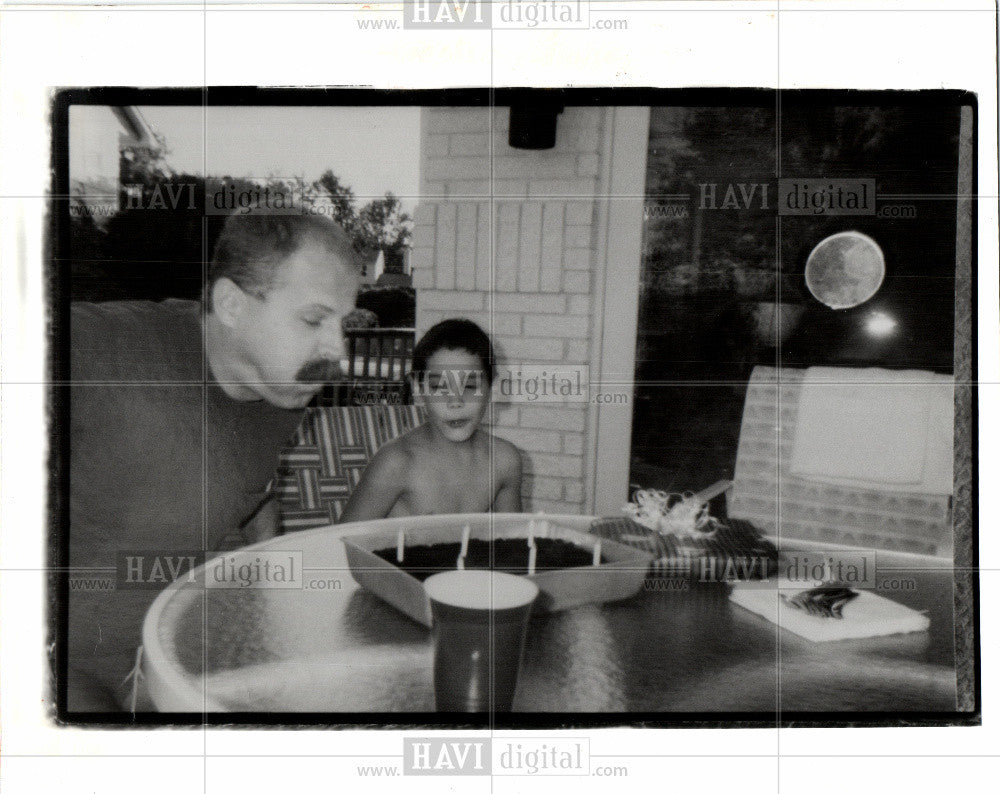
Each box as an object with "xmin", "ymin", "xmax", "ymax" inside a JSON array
[{"xmin": 65, "ymin": 211, "xmax": 360, "ymax": 711}]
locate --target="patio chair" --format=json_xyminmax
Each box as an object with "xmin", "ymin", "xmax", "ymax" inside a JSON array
[
  {"xmin": 725, "ymin": 365, "xmax": 954, "ymax": 557},
  {"xmin": 592, "ymin": 364, "xmax": 954, "ymax": 574},
  {"xmin": 273, "ymin": 404, "xmax": 427, "ymax": 532}
]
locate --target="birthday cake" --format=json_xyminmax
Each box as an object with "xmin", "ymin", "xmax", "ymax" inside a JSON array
[
  {"xmin": 373, "ymin": 538, "xmax": 602, "ymax": 581},
  {"xmin": 341, "ymin": 518, "xmax": 653, "ymax": 627}
]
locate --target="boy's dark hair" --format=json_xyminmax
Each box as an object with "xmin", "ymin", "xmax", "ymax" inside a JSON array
[
  {"xmin": 411, "ymin": 318, "xmax": 496, "ymax": 385},
  {"xmin": 205, "ymin": 211, "xmax": 357, "ymax": 310}
]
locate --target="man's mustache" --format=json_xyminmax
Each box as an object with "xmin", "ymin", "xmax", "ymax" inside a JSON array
[{"xmin": 295, "ymin": 359, "xmax": 343, "ymax": 384}]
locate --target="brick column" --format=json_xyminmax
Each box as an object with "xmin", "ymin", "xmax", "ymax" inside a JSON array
[{"xmin": 412, "ymin": 106, "xmax": 608, "ymax": 514}]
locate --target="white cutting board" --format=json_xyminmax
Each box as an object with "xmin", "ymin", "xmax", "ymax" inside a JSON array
[{"xmin": 729, "ymin": 581, "xmax": 930, "ymax": 642}]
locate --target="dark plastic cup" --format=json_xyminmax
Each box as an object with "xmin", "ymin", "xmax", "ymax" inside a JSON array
[{"xmin": 424, "ymin": 570, "xmax": 539, "ymax": 712}]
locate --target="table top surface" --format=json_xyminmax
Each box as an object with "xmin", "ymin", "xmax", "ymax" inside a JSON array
[{"xmin": 147, "ymin": 514, "xmax": 958, "ymax": 715}]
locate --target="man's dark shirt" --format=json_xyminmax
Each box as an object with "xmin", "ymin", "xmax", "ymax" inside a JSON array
[{"xmin": 68, "ymin": 300, "xmax": 303, "ymax": 706}]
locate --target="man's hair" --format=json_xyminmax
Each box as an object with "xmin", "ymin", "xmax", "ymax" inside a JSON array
[
  {"xmin": 206, "ymin": 212, "xmax": 357, "ymax": 310},
  {"xmin": 411, "ymin": 318, "xmax": 496, "ymax": 386}
]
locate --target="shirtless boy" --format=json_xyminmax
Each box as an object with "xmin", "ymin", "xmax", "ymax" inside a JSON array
[{"xmin": 339, "ymin": 319, "xmax": 522, "ymax": 521}]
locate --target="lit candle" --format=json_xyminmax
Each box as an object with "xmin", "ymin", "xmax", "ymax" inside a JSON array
[
  {"xmin": 460, "ymin": 524, "xmax": 471, "ymax": 557},
  {"xmin": 456, "ymin": 553, "xmax": 465, "ymax": 571},
  {"xmin": 592, "ymin": 540, "xmax": 602, "ymax": 567},
  {"xmin": 527, "ymin": 544, "xmax": 537, "ymax": 576},
  {"xmin": 396, "ymin": 529, "xmax": 405, "ymax": 563},
  {"xmin": 527, "ymin": 519, "xmax": 535, "ymax": 546}
]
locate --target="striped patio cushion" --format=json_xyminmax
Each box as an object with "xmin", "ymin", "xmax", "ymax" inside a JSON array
[{"xmin": 274, "ymin": 405, "xmax": 427, "ymax": 532}]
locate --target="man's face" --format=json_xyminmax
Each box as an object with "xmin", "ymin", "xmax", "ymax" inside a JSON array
[{"xmin": 235, "ymin": 238, "xmax": 360, "ymax": 409}]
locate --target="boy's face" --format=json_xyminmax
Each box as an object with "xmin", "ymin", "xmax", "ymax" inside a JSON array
[{"xmin": 418, "ymin": 348, "xmax": 490, "ymax": 443}]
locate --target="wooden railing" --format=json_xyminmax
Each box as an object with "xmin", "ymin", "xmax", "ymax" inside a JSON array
[
  {"xmin": 346, "ymin": 327, "xmax": 415, "ymax": 381},
  {"xmin": 316, "ymin": 328, "xmax": 415, "ymax": 407}
]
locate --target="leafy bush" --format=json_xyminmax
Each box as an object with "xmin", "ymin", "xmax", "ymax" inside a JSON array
[
  {"xmin": 342, "ymin": 307, "xmax": 379, "ymax": 330},
  {"xmin": 69, "ymin": 169, "xmax": 412, "ymax": 304}
]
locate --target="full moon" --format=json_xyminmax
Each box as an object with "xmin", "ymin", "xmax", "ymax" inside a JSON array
[{"xmin": 805, "ymin": 231, "xmax": 885, "ymax": 309}]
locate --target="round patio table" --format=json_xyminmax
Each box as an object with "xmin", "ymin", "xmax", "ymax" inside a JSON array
[{"xmin": 141, "ymin": 514, "xmax": 958, "ymax": 715}]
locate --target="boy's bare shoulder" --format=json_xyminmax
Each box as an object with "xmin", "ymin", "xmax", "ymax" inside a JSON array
[
  {"xmin": 369, "ymin": 431, "xmax": 418, "ymax": 475},
  {"xmin": 485, "ymin": 433, "xmax": 523, "ymax": 472}
]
